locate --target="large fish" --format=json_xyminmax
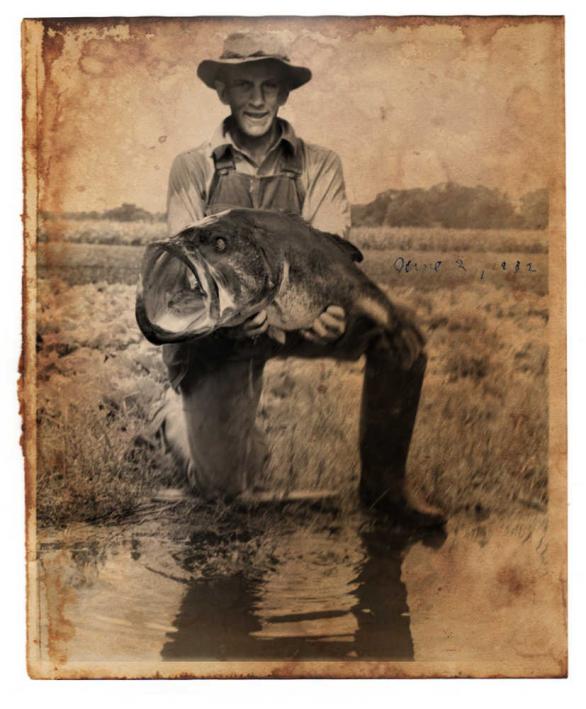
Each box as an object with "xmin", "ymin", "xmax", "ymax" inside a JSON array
[{"xmin": 135, "ymin": 208, "xmax": 423, "ymax": 365}]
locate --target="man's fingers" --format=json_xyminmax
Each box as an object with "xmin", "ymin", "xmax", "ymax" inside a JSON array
[
  {"xmin": 301, "ymin": 306, "xmax": 347, "ymax": 344},
  {"xmin": 245, "ymin": 319, "xmax": 269, "ymax": 336},
  {"xmin": 319, "ymin": 311, "xmax": 346, "ymax": 334},
  {"xmin": 325, "ymin": 305, "xmax": 345, "ymax": 319},
  {"xmin": 241, "ymin": 310, "xmax": 268, "ymax": 337},
  {"xmin": 247, "ymin": 310, "xmax": 268, "ymax": 327},
  {"xmin": 304, "ymin": 321, "xmax": 341, "ymax": 343},
  {"xmin": 310, "ymin": 317, "xmax": 330, "ymax": 339},
  {"xmin": 300, "ymin": 328, "xmax": 322, "ymax": 342}
]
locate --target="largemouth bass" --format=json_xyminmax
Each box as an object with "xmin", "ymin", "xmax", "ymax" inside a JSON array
[
  {"xmin": 134, "ymin": 208, "xmax": 445, "ymax": 526},
  {"xmin": 136, "ymin": 208, "xmax": 422, "ymax": 365}
]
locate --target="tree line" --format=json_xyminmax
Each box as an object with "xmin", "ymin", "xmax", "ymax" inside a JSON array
[
  {"xmin": 41, "ymin": 203, "xmax": 166, "ymax": 223},
  {"xmin": 41, "ymin": 183, "xmax": 549, "ymax": 230},
  {"xmin": 351, "ymin": 183, "xmax": 548, "ymax": 230}
]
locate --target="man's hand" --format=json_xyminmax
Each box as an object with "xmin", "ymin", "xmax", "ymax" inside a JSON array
[
  {"xmin": 227, "ymin": 305, "xmax": 347, "ymax": 345},
  {"xmin": 227, "ymin": 310, "xmax": 269, "ymax": 339},
  {"xmin": 300, "ymin": 305, "xmax": 346, "ymax": 344}
]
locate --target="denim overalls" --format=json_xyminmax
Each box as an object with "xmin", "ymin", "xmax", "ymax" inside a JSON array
[
  {"xmin": 205, "ymin": 142, "xmax": 304, "ymax": 216},
  {"xmin": 162, "ymin": 141, "xmax": 427, "ymax": 505},
  {"xmin": 162, "ymin": 142, "xmax": 307, "ymax": 495}
]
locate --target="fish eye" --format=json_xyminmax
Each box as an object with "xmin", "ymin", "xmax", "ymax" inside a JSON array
[{"xmin": 214, "ymin": 237, "xmax": 227, "ymax": 253}]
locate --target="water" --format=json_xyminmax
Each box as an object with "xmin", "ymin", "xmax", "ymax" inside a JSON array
[
  {"xmin": 32, "ymin": 507, "xmax": 560, "ymax": 674},
  {"xmin": 161, "ymin": 522, "xmax": 424, "ymax": 661}
]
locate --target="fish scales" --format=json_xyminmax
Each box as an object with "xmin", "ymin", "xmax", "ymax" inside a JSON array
[{"xmin": 136, "ymin": 208, "xmax": 404, "ymax": 347}]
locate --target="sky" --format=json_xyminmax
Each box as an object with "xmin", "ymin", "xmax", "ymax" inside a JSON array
[{"xmin": 27, "ymin": 16, "xmax": 564, "ymax": 213}]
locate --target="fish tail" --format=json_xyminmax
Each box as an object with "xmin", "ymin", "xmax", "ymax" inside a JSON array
[{"xmin": 355, "ymin": 290, "xmax": 396, "ymax": 330}]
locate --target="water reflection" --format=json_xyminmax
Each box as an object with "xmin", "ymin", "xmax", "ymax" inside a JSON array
[
  {"xmin": 352, "ymin": 526, "xmax": 414, "ymax": 659},
  {"xmin": 161, "ymin": 519, "xmax": 445, "ymax": 660},
  {"xmin": 36, "ymin": 512, "xmax": 558, "ymax": 673}
]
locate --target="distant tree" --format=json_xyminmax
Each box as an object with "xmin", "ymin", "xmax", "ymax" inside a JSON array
[
  {"xmin": 384, "ymin": 188, "xmax": 432, "ymax": 226},
  {"xmin": 425, "ymin": 182, "xmax": 514, "ymax": 229},
  {"xmin": 518, "ymin": 189, "xmax": 549, "ymax": 229},
  {"xmin": 103, "ymin": 203, "xmax": 154, "ymax": 222},
  {"xmin": 352, "ymin": 181, "xmax": 523, "ymax": 230},
  {"xmin": 465, "ymin": 186, "xmax": 517, "ymax": 229},
  {"xmin": 352, "ymin": 190, "xmax": 394, "ymax": 226},
  {"xmin": 40, "ymin": 204, "xmax": 164, "ymax": 222}
]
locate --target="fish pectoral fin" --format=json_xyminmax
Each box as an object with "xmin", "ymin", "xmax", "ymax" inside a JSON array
[{"xmin": 267, "ymin": 325, "xmax": 287, "ymax": 345}]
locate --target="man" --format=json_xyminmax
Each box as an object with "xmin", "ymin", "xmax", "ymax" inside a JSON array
[{"xmin": 160, "ymin": 32, "xmax": 443, "ymax": 528}]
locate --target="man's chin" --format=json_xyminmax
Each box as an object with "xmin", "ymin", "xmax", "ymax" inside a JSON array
[
  {"xmin": 238, "ymin": 117, "xmax": 274, "ymax": 137},
  {"xmin": 244, "ymin": 126, "xmax": 272, "ymax": 138}
]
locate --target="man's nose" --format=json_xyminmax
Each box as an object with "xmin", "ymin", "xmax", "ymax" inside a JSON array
[{"xmin": 249, "ymin": 83, "xmax": 265, "ymax": 106}]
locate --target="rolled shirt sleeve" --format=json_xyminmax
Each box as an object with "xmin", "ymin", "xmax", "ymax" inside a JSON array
[
  {"xmin": 166, "ymin": 151, "xmax": 209, "ymax": 237},
  {"xmin": 301, "ymin": 146, "xmax": 352, "ymax": 239},
  {"xmin": 166, "ymin": 131, "xmax": 352, "ymax": 239}
]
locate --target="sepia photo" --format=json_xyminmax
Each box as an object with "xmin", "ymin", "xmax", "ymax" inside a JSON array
[{"xmin": 22, "ymin": 15, "xmax": 566, "ymax": 678}]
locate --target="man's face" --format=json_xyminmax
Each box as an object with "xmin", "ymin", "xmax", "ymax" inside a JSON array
[{"xmin": 216, "ymin": 62, "xmax": 289, "ymax": 138}]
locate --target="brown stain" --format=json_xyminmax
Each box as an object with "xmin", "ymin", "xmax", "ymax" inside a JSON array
[
  {"xmin": 490, "ymin": 560, "xmax": 541, "ymax": 615},
  {"xmin": 40, "ymin": 26, "xmax": 66, "ymax": 214},
  {"xmin": 30, "ymin": 15, "xmax": 564, "ymax": 214},
  {"xmin": 460, "ymin": 19, "xmax": 504, "ymax": 47},
  {"xmin": 43, "ymin": 556, "xmax": 76, "ymax": 667},
  {"xmin": 23, "ymin": 665, "xmax": 567, "ymax": 680},
  {"xmin": 496, "ymin": 565, "xmax": 525, "ymax": 597},
  {"xmin": 21, "ymin": 19, "xmax": 40, "ymax": 679},
  {"xmin": 36, "ymin": 15, "xmax": 564, "ymax": 46}
]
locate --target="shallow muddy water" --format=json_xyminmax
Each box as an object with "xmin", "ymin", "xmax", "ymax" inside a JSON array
[{"xmin": 32, "ymin": 505, "xmax": 562, "ymax": 674}]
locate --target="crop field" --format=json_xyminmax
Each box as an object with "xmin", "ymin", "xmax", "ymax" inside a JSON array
[
  {"xmin": 35, "ymin": 221, "xmax": 549, "ymax": 533},
  {"xmin": 39, "ymin": 217, "xmax": 166, "ymax": 246}
]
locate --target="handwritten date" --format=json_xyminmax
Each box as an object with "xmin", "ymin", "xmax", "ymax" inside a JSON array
[{"xmin": 393, "ymin": 257, "xmax": 537, "ymax": 279}]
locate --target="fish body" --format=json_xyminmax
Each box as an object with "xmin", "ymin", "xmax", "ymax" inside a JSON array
[{"xmin": 136, "ymin": 208, "xmax": 399, "ymax": 346}]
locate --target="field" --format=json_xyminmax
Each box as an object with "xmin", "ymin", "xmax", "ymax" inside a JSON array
[{"xmin": 35, "ymin": 221, "xmax": 549, "ymax": 538}]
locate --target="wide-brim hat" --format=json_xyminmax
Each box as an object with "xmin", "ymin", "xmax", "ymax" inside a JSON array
[{"xmin": 197, "ymin": 32, "xmax": 312, "ymax": 91}]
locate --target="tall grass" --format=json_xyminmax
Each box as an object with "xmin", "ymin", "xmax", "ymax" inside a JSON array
[
  {"xmin": 351, "ymin": 226, "xmax": 548, "ymax": 254},
  {"xmin": 35, "ymin": 242, "xmax": 549, "ymax": 526},
  {"xmin": 39, "ymin": 217, "xmax": 549, "ymax": 255},
  {"xmin": 39, "ymin": 218, "xmax": 166, "ymax": 246}
]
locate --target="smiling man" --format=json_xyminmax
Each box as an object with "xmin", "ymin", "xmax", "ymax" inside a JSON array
[
  {"xmin": 167, "ymin": 33, "xmax": 351, "ymax": 296},
  {"xmin": 159, "ymin": 32, "xmax": 443, "ymax": 528}
]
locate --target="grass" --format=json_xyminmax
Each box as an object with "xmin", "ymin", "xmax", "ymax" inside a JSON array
[
  {"xmin": 39, "ymin": 217, "xmax": 166, "ymax": 246},
  {"xmin": 351, "ymin": 225, "xmax": 548, "ymax": 254},
  {"xmin": 35, "ymin": 224, "xmax": 549, "ymax": 528},
  {"xmin": 38, "ymin": 217, "xmax": 548, "ymax": 255}
]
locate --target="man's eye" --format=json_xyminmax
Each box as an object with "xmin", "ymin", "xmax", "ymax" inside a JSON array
[{"xmin": 264, "ymin": 82, "xmax": 278, "ymax": 91}]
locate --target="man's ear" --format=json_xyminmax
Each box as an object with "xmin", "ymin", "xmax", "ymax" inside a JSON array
[{"xmin": 214, "ymin": 80, "xmax": 229, "ymax": 105}]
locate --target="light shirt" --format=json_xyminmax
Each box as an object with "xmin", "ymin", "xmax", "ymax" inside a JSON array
[{"xmin": 166, "ymin": 117, "xmax": 351, "ymax": 238}]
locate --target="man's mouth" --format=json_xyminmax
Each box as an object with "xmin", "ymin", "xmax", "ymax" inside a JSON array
[{"xmin": 244, "ymin": 111, "xmax": 270, "ymax": 120}]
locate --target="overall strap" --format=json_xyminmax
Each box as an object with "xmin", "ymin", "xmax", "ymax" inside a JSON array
[
  {"xmin": 279, "ymin": 138, "xmax": 305, "ymax": 208},
  {"xmin": 212, "ymin": 145, "xmax": 237, "ymax": 175},
  {"xmin": 206, "ymin": 145, "xmax": 246, "ymax": 213}
]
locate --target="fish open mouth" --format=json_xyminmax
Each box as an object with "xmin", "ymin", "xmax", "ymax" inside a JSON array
[{"xmin": 137, "ymin": 243, "xmax": 216, "ymax": 342}]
